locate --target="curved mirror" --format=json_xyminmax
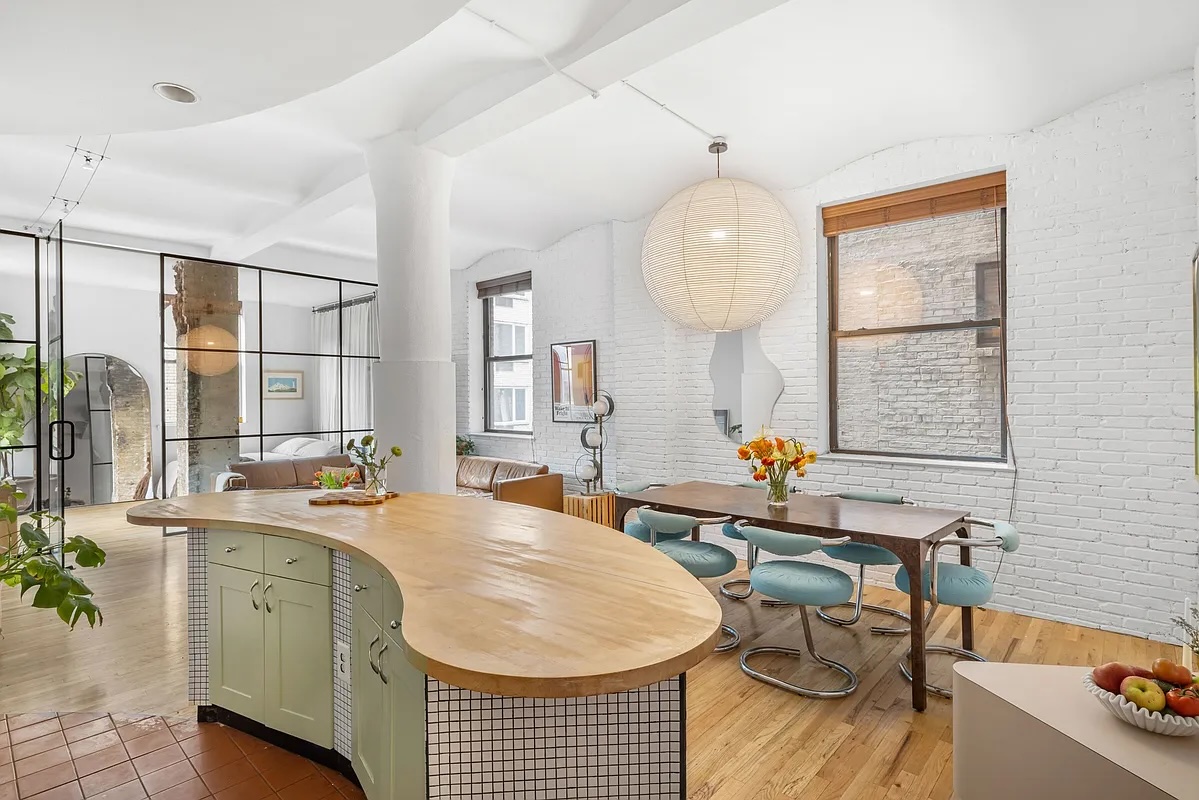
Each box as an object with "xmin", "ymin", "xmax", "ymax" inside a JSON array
[{"xmin": 710, "ymin": 325, "xmax": 784, "ymax": 442}]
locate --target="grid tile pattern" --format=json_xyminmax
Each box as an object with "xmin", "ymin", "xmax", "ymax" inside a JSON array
[
  {"xmin": 425, "ymin": 677, "xmax": 684, "ymax": 799},
  {"xmin": 0, "ymin": 712, "xmax": 364, "ymax": 800},
  {"xmin": 331, "ymin": 552, "xmax": 352, "ymax": 760},
  {"xmin": 186, "ymin": 528, "xmax": 209, "ymax": 705}
]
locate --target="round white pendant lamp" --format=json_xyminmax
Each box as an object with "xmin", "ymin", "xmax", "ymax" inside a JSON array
[
  {"xmin": 179, "ymin": 324, "xmax": 239, "ymax": 376},
  {"xmin": 641, "ymin": 139, "xmax": 800, "ymax": 332}
]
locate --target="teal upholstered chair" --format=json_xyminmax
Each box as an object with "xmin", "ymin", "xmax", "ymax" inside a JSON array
[
  {"xmin": 719, "ymin": 481, "xmax": 786, "ymax": 604},
  {"xmin": 737, "ymin": 524, "xmax": 860, "ymax": 698},
  {"xmin": 634, "ymin": 508, "xmax": 740, "ymax": 652},
  {"xmin": 816, "ymin": 490, "xmax": 913, "ymax": 634},
  {"xmin": 893, "ymin": 517, "xmax": 1020, "ymax": 697},
  {"xmin": 615, "ymin": 479, "xmax": 668, "ymax": 542}
]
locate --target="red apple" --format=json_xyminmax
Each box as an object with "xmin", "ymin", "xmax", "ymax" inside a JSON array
[
  {"xmin": 1091, "ymin": 662, "xmax": 1136, "ymax": 694},
  {"xmin": 1130, "ymin": 665, "xmax": 1155, "ymax": 679},
  {"xmin": 1120, "ymin": 676, "xmax": 1167, "ymax": 712}
]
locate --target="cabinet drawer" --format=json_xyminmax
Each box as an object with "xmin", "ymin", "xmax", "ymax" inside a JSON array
[
  {"xmin": 263, "ymin": 535, "xmax": 330, "ymax": 586},
  {"xmin": 208, "ymin": 529, "xmax": 263, "ymax": 572},
  {"xmin": 383, "ymin": 578, "xmax": 404, "ymax": 634},
  {"xmin": 350, "ymin": 557, "xmax": 382, "ymax": 623}
]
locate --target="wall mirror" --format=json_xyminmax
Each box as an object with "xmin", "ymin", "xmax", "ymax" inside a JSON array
[
  {"xmin": 551, "ymin": 340, "xmax": 596, "ymax": 422},
  {"xmin": 710, "ymin": 326, "xmax": 784, "ymax": 442},
  {"xmin": 62, "ymin": 353, "xmax": 152, "ymax": 506}
]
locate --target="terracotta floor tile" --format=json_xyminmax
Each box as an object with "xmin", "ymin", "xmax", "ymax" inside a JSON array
[
  {"xmin": 5, "ymin": 715, "xmax": 57, "ymax": 734},
  {"xmin": 212, "ymin": 776, "xmax": 272, "ymax": 800},
  {"xmin": 242, "ymin": 749, "xmax": 298, "ymax": 775},
  {"xmin": 139, "ymin": 762, "xmax": 197, "ymax": 797},
  {"xmin": 0, "ymin": 762, "xmax": 14, "ymax": 784},
  {"xmin": 164, "ymin": 723, "xmax": 198, "ymax": 744},
  {"xmin": 24, "ymin": 780, "xmax": 82, "ymax": 800},
  {"xmin": 257, "ymin": 758, "xmax": 313, "ymax": 792},
  {"xmin": 16, "ymin": 761, "xmax": 77, "ymax": 798},
  {"xmin": 185, "ymin": 743, "xmax": 241, "ymax": 777},
  {"xmin": 72, "ymin": 745, "xmax": 129, "ymax": 780},
  {"xmin": 0, "ymin": 734, "xmax": 10, "ymax": 749},
  {"xmin": 104, "ymin": 717, "xmax": 150, "ymax": 730},
  {"xmin": 78, "ymin": 763, "xmax": 137, "ymax": 799},
  {"xmin": 10, "ymin": 722, "xmax": 62, "ymax": 747},
  {"xmin": 275, "ymin": 774, "xmax": 334, "ymax": 800},
  {"xmin": 336, "ymin": 784, "xmax": 364, "ymax": 800},
  {"xmin": 0, "ymin": 749, "xmax": 12, "ymax": 768},
  {"xmin": 174, "ymin": 732, "xmax": 228, "ymax": 763},
  {"xmin": 148, "ymin": 777, "xmax": 209, "ymax": 800},
  {"xmin": 197, "ymin": 761, "xmax": 256, "ymax": 797},
  {"xmin": 87, "ymin": 780, "xmax": 146, "ymax": 800},
  {"xmin": 122, "ymin": 733, "xmax": 173, "ymax": 762},
  {"xmin": 0, "ymin": 780, "xmax": 15, "ymax": 800},
  {"xmin": 131, "ymin": 745, "xmax": 184, "ymax": 779},
  {"xmin": 12, "ymin": 734, "xmax": 67, "ymax": 763},
  {"xmin": 66, "ymin": 735, "xmax": 122, "ymax": 762},
  {"xmin": 15, "ymin": 746, "xmax": 72, "ymax": 779},
  {"xmin": 114, "ymin": 721, "xmax": 166, "ymax": 746},
  {"xmin": 214, "ymin": 734, "xmax": 266, "ymax": 760},
  {"xmin": 64, "ymin": 722, "xmax": 114, "ymax": 746},
  {"xmin": 55, "ymin": 717, "xmax": 106, "ymax": 734}
]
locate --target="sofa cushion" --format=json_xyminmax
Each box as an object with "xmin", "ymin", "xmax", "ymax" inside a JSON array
[
  {"xmin": 295, "ymin": 439, "xmax": 340, "ymax": 458},
  {"xmin": 293, "ymin": 454, "xmax": 352, "ymax": 487},
  {"xmin": 456, "ymin": 456, "xmax": 500, "ymax": 491},
  {"xmin": 455, "ymin": 487, "xmax": 493, "ymax": 499},
  {"xmin": 230, "ymin": 460, "xmax": 300, "ymax": 489},
  {"xmin": 493, "ymin": 459, "xmax": 549, "ymax": 483}
]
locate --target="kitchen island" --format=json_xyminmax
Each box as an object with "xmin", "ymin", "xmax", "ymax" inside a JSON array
[{"xmin": 128, "ymin": 490, "xmax": 721, "ymax": 799}]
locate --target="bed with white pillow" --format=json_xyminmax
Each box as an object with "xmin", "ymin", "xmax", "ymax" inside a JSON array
[{"xmin": 238, "ymin": 436, "xmax": 341, "ymax": 462}]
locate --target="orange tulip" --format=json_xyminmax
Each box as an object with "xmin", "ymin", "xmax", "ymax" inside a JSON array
[
  {"xmin": 775, "ymin": 437, "xmax": 785, "ymax": 451},
  {"xmin": 737, "ymin": 445, "xmax": 751, "ymax": 460},
  {"xmin": 762, "ymin": 456, "xmax": 776, "ymax": 467}
]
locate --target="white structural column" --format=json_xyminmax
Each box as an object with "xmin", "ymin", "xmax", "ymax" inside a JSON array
[{"xmin": 366, "ymin": 131, "xmax": 456, "ymax": 493}]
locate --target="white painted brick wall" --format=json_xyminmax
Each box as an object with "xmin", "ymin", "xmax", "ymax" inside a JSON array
[{"xmin": 453, "ymin": 71, "xmax": 1199, "ymax": 640}]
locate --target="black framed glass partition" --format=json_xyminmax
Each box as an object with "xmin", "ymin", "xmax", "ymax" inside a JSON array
[
  {"xmin": 160, "ymin": 255, "xmax": 378, "ymax": 498},
  {"xmin": 0, "ymin": 230, "xmax": 42, "ymax": 513}
]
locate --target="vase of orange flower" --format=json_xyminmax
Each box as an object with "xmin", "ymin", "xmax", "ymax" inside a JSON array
[{"xmin": 736, "ymin": 430, "xmax": 818, "ymax": 508}]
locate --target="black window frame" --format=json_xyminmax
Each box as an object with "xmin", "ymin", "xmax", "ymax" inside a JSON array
[
  {"xmin": 482, "ymin": 286, "xmax": 533, "ymax": 435},
  {"xmin": 827, "ymin": 207, "xmax": 1008, "ymax": 462}
]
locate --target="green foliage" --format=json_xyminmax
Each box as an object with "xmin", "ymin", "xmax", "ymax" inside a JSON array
[
  {"xmin": 0, "ymin": 312, "xmax": 80, "ymax": 476},
  {"xmin": 1174, "ymin": 606, "xmax": 1199, "ymax": 661},
  {"xmin": 455, "ymin": 435, "xmax": 477, "ymax": 456},
  {"xmin": 346, "ymin": 436, "xmax": 403, "ymax": 491}
]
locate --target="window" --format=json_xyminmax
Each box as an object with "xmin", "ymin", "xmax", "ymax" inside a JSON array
[
  {"xmin": 825, "ymin": 172, "xmax": 1007, "ymax": 461},
  {"xmin": 478, "ymin": 272, "xmax": 533, "ymax": 433}
]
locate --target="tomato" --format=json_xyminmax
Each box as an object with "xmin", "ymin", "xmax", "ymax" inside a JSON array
[
  {"xmin": 1151, "ymin": 658, "xmax": 1193, "ymax": 686},
  {"xmin": 1166, "ymin": 685, "xmax": 1199, "ymax": 717}
]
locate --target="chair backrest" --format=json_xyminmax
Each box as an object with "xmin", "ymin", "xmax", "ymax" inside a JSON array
[
  {"xmin": 738, "ymin": 525, "xmax": 826, "ymax": 557},
  {"xmin": 616, "ymin": 479, "xmax": 663, "ymax": 494},
  {"xmin": 736, "ymin": 480, "xmax": 767, "ymax": 489},
  {"xmin": 636, "ymin": 508, "xmax": 697, "ymax": 536},
  {"xmin": 992, "ymin": 521, "xmax": 1020, "ymax": 553},
  {"xmin": 834, "ymin": 489, "xmax": 905, "ymax": 505}
]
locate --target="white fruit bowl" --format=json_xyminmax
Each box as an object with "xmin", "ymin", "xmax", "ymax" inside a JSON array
[{"xmin": 1082, "ymin": 674, "xmax": 1199, "ymax": 737}]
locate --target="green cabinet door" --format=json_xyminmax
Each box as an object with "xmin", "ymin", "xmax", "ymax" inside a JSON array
[
  {"xmin": 208, "ymin": 563, "xmax": 266, "ymax": 721},
  {"xmin": 382, "ymin": 628, "xmax": 427, "ymax": 800},
  {"xmin": 264, "ymin": 575, "xmax": 333, "ymax": 748},
  {"xmin": 353, "ymin": 604, "xmax": 390, "ymax": 800}
]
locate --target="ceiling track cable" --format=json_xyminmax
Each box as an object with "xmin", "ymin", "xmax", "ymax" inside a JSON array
[
  {"xmin": 26, "ymin": 136, "xmax": 81, "ymax": 233},
  {"xmin": 25, "ymin": 135, "xmax": 112, "ymax": 233},
  {"xmin": 62, "ymin": 135, "xmax": 112, "ymax": 223},
  {"xmin": 618, "ymin": 80, "xmax": 717, "ymax": 142}
]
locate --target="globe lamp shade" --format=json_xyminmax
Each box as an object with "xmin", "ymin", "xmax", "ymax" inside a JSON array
[{"xmin": 179, "ymin": 324, "xmax": 239, "ymax": 376}]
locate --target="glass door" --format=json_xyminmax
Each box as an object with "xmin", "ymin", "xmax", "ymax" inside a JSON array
[{"xmin": 43, "ymin": 222, "xmax": 69, "ymax": 547}]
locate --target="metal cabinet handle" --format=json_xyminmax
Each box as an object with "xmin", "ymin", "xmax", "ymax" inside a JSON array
[
  {"xmin": 353, "ymin": 584, "xmax": 367, "ymax": 592},
  {"xmin": 285, "ymin": 557, "xmax": 298, "ymax": 565},
  {"xmin": 250, "ymin": 579, "xmax": 260, "ymax": 611},
  {"xmin": 377, "ymin": 643, "xmax": 389, "ymax": 684},
  {"xmin": 225, "ymin": 546, "xmax": 237, "ymax": 553},
  {"xmin": 263, "ymin": 582, "xmax": 274, "ymax": 613},
  {"xmin": 389, "ymin": 620, "xmax": 399, "ymax": 630},
  {"xmin": 368, "ymin": 634, "xmax": 381, "ymax": 675}
]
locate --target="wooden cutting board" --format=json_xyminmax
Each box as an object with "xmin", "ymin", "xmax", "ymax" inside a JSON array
[{"xmin": 307, "ymin": 490, "xmax": 399, "ymax": 506}]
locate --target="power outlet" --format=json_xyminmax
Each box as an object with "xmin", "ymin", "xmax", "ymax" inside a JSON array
[{"xmin": 334, "ymin": 640, "xmax": 351, "ymax": 685}]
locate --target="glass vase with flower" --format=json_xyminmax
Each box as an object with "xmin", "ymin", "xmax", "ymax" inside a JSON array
[
  {"xmin": 346, "ymin": 435, "xmax": 403, "ymax": 497},
  {"xmin": 735, "ymin": 430, "xmax": 818, "ymax": 508}
]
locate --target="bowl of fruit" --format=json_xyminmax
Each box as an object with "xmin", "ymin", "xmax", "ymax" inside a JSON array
[{"xmin": 1085, "ymin": 659, "xmax": 1199, "ymax": 737}]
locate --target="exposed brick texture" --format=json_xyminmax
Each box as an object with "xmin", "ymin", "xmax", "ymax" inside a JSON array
[{"xmin": 452, "ymin": 71, "xmax": 1199, "ymax": 640}]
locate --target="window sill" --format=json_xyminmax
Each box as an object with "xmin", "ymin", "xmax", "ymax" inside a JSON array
[
  {"xmin": 472, "ymin": 431, "xmax": 533, "ymax": 440},
  {"xmin": 819, "ymin": 451, "xmax": 1013, "ymax": 473}
]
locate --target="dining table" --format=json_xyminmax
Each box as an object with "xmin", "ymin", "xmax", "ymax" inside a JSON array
[{"xmin": 612, "ymin": 480, "xmax": 973, "ymax": 712}]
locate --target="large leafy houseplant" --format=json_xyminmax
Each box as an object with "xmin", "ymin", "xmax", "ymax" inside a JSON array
[{"xmin": 1, "ymin": 481, "xmax": 106, "ymax": 629}]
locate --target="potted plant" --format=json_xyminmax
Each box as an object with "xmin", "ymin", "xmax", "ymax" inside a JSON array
[
  {"xmin": 455, "ymin": 435, "xmax": 476, "ymax": 456},
  {"xmin": 0, "ymin": 312, "xmax": 79, "ymax": 508},
  {"xmin": 0, "ymin": 479, "xmax": 106, "ymax": 630}
]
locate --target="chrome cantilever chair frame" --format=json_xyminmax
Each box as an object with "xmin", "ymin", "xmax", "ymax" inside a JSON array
[{"xmin": 898, "ymin": 517, "xmax": 1014, "ymax": 698}]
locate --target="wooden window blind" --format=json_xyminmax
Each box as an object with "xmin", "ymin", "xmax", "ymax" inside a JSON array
[
  {"xmin": 476, "ymin": 271, "xmax": 532, "ymax": 299},
  {"xmin": 822, "ymin": 171, "xmax": 1006, "ymax": 236}
]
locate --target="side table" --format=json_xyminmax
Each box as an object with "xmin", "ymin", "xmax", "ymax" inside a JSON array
[{"xmin": 563, "ymin": 492, "xmax": 617, "ymax": 527}]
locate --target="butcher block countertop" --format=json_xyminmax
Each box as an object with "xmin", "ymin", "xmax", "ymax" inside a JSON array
[{"xmin": 128, "ymin": 490, "xmax": 722, "ymax": 698}]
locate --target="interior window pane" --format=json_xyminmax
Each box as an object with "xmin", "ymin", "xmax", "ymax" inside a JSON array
[
  {"xmin": 262, "ymin": 271, "xmax": 339, "ymax": 355},
  {"xmin": 488, "ymin": 360, "xmax": 532, "ymax": 432},
  {"xmin": 488, "ymin": 290, "xmax": 532, "ymax": 356},
  {"xmin": 0, "ymin": 233, "xmax": 37, "ymax": 341},
  {"xmin": 835, "ymin": 329, "xmax": 1003, "ymax": 459},
  {"xmin": 836, "ymin": 208, "xmax": 1003, "ymax": 330}
]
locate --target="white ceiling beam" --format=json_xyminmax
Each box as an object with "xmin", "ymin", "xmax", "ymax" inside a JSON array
[
  {"xmin": 417, "ymin": 0, "xmax": 789, "ymax": 155},
  {"xmin": 209, "ymin": 157, "xmax": 371, "ymax": 263}
]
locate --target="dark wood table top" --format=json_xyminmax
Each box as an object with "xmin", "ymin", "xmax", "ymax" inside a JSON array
[{"xmin": 617, "ymin": 481, "xmax": 967, "ymax": 542}]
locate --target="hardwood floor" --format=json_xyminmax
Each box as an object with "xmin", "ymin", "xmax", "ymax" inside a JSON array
[{"xmin": 0, "ymin": 504, "xmax": 1179, "ymax": 798}]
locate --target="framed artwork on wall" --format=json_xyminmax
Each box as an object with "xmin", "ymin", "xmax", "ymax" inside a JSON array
[
  {"xmin": 263, "ymin": 370, "xmax": 304, "ymax": 399},
  {"xmin": 550, "ymin": 340, "xmax": 596, "ymax": 422}
]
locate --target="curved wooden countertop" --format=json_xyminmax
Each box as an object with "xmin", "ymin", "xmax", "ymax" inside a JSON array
[{"xmin": 128, "ymin": 491, "xmax": 722, "ymax": 698}]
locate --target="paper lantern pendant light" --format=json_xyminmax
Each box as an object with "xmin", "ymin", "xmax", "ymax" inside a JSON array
[
  {"xmin": 641, "ymin": 139, "xmax": 800, "ymax": 332},
  {"xmin": 179, "ymin": 324, "xmax": 239, "ymax": 376}
]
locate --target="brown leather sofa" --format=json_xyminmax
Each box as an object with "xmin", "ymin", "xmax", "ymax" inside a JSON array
[
  {"xmin": 456, "ymin": 455, "xmax": 563, "ymax": 512},
  {"xmin": 218, "ymin": 454, "xmax": 359, "ymax": 491}
]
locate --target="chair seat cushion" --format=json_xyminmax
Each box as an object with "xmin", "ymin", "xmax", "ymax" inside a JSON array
[
  {"xmin": 750, "ymin": 561, "xmax": 854, "ymax": 607},
  {"xmin": 823, "ymin": 542, "xmax": 900, "ymax": 566},
  {"xmin": 624, "ymin": 522, "xmax": 689, "ymax": 543},
  {"xmin": 655, "ymin": 540, "xmax": 737, "ymax": 579},
  {"xmin": 721, "ymin": 522, "xmax": 745, "ymax": 541},
  {"xmin": 894, "ymin": 563, "xmax": 993, "ymax": 608}
]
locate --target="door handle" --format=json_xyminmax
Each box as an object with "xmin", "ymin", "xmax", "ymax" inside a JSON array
[
  {"xmin": 49, "ymin": 420, "xmax": 76, "ymax": 461},
  {"xmin": 368, "ymin": 634, "xmax": 381, "ymax": 675},
  {"xmin": 285, "ymin": 557, "xmax": 297, "ymax": 565},
  {"xmin": 250, "ymin": 579, "xmax": 260, "ymax": 611},
  {"xmin": 353, "ymin": 584, "xmax": 367, "ymax": 593},
  {"xmin": 225, "ymin": 546, "xmax": 237, "ymax": 553},
  {"xmin": 263, "ymin": 582, "xmax": 273, "ymax": 613},
  {"xmin": 389, "ymin": 620, "xmax": 399, "ymax": 630},
  {"xmin": 377, "ymin": 643, "xmax": 389, "ymax": 684}
]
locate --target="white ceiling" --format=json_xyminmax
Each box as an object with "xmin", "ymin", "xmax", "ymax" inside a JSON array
[{"xmin": 0, "ymin": 0, "xmax": 1196, "ymax": 275}]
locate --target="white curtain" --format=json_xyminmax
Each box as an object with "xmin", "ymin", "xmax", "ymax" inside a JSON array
[{"xmin": 313, "ymin": 296, "xmax": 378, "ymax": 442}]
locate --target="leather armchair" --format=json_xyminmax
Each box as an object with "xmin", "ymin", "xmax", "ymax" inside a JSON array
[{"xmin": 492, "ymin": 473, "xmax": 564, "ymax": 512}]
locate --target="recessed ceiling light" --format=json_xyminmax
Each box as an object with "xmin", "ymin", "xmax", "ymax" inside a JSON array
[{"xmin": 153, "ymin": 82, "xmax": 198, "ymax": 104}]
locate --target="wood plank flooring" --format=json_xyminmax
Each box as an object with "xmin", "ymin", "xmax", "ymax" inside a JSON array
[{"xmin": 0, "ymin": 503, "xmax": 1181, "ymax": 798}]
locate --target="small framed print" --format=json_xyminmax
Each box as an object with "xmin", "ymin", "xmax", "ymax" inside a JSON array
[
  {"xmin": 550, "ymin": 340, "xmax": 596, "ymax": 422},
  {"xmin": 263, "ymin": 370, "xmax": 303, "ymax": 399}
]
